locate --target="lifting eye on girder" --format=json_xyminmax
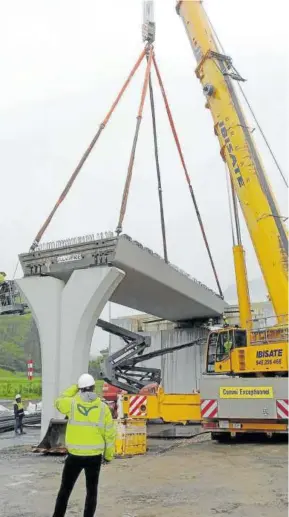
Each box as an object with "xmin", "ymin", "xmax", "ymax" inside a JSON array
[{"xmin": 142, "ymin": 0, "xmax": 155, "ymax": 43}]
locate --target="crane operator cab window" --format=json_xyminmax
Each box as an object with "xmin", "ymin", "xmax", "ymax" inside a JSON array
[
  {"xmin": 217, "ymin": 331, "xmax": 233, "ymax": 361},
  {"xmin": 206, "ymin": 328, "xmax": 247, "ymax": 373},
  {"xmin": 234, "ymin": 329, "xmax": 247, "ymax": 349}
]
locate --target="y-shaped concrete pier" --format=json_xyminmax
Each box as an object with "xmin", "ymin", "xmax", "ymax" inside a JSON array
[
  {"xmin": 17, "ymin": 233, "xmax": 226, "ymax": 439},
  {"xmin": 17, "ymin": 267, "xmax": 125, "ymax": 438}
]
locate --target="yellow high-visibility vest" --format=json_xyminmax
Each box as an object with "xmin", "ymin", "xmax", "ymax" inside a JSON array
[
  {"xmin": 15, "ymin": 402, "xmax": 24, "ymax": 415},
  {"xmin": 55, "ymin": 388, "xmax": 115, "ymax": 459},
  {"xmin": 224, "ymin": 340, "xmax": 233, "ymax": 354}
]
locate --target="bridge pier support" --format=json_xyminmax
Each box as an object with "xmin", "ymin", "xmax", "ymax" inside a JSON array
[{"xmin": 17, "ymin": 267, "xmax": 125, "ymax": 438}]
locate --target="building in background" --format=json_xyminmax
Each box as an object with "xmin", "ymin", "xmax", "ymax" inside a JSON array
[
  {"xmin": 111, "ymin": 301, "xmax": 274, "ymax": 336},
  {"xmin": 223, "ymin": 301, "xmax": 275, "ymax": 327}
]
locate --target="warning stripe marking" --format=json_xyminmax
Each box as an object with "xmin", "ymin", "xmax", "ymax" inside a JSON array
[
  {"xmin": 201, "ymin": 399, "xmax": 218, "ymax": 419},
  {"xmin": 27, "ymin": 360, "xmax": 34, "ymax": 381},
  {"xmin": 276, "ymin": 399, "xmax": 289, "ymax": 419},
  {"xmin": 129, "ymin": 395, "xmax": 147, "ymax": 416}
]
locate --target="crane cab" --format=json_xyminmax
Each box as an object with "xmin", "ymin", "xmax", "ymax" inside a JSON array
[
  {"xmin": 206, "ymin": 327, "xmax": 246, "ymax": 374},
  {"xmin": 206, "ymin": 323, "xmax": 288, "ymax": 376}
]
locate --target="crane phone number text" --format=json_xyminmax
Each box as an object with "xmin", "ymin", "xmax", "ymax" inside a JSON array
[
  {"xmin": 255, "ymin": 348, "xmax": 283, "ymax": 366},
  {"xmin": 256, "ymin": 358, "xmax": 282, "ymax": 366}
]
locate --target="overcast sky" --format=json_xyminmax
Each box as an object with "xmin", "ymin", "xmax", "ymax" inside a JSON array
[{"xmin": 0, "ymin": 0, "xmax": 288, "ymax": 354}]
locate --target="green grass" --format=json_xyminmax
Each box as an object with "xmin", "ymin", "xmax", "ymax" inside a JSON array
[
  {"xmin": 0, "ymin": 368, "xmax": 15, "ymax": 377},
  {"xmin": 0, "ymin": 370, "xmax": 103, "ymax": 400},
  {"xmin": 0, "ymin": 367, "xmax": 41, "ymax": 399},
  {"xmin": 0, "ymin": 313, "xmax": 41, "ymax": 373},
  {"xmin": 94, "ymin": 380, "xmax": 104, "ymax": 396},
  {"xmin": 0, "ymin": 375, "xmax": 41, "ymax": 399}
]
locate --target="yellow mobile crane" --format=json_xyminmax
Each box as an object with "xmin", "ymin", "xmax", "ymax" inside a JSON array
[{"xmin": 177, "ymin": 1, "xmax": 288, "ymax": 437}]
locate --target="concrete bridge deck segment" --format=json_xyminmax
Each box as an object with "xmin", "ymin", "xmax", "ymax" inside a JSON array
[{"xmin": 19, "ymin": 233, "xmax": 226, "ymax": 321}]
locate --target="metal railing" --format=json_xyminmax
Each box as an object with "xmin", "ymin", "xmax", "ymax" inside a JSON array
[
  {"xmin": 247, "ymin": 314, "xmax": 288, "ymax": 329},
  {"xmin": 249, "ymin": 314, "xmax": 288, "ymax": 344},
  {"xmin": 0, "ymin": 280, "xmax": 27, "ymax": 314}
]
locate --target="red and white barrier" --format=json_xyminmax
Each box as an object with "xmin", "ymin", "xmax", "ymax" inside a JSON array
[
  {"xmin": 276, "ymin": 399, "xmax": 288, "ymax": 419},
  {"xmin": 201, "ymin": 399, "xmax": 218, "ymax": 419},
  {"xmin": 129, "ymin": 395, "xmax": 147, "ymax": 417},
  {"xmin": 27, "ymin": 359, "xmax": 34, "ymax": 381}
]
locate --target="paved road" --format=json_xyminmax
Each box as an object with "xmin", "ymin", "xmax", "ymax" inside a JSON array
[
  {"xmin": 0, "ymin": 427, "xmax": 40, "ymax": 450},
  {"xmin": 0, "ymin": 433, "xmax": 287, "ymax": 517}
]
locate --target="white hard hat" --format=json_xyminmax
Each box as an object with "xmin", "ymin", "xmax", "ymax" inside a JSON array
[
  {"xmin": 15, "ymin": 394, "xmax": 21, "ymax": 400},
  {"xmin": 77, "ymin": 373, "xmax": 95, "ymax": 389}
]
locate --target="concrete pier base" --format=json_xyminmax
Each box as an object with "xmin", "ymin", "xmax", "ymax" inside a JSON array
[{"xmin": 17, "ymin": 267, "xmax": 125, "ymax": 438}]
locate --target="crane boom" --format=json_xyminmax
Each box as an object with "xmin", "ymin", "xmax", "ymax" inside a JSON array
[{"xmin": 177, "ymin": 1, "xmax": 288, "ymax": 321}]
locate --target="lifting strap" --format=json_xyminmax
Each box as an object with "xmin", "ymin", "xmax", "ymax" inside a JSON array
[
  {"xmin": 116, "ymin": 46, "xmax": 154, "ymax": 236},
  {"xmin": 152, "ymin": 55, "xmax": 223, "ymax": 298},
  {"xmin": 148, "ymin": 56, "xmax": 168, "ymax": 263},
  {"xmin": 27, "ymin": 39, "xmax": 222, "ymax": 300},
  {"xmin": 29, "ymin": 48, "xmax": 146, "ymax": 251}
]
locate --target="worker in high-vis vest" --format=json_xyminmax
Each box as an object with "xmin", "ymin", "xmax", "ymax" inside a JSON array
[
  {"xmin": 224, "ymin": 338, "xmax": 233, "ymax": 355},
  {"xmin": 52, "ymin": 373, "xmax": 115, "ymax": 517},
  {"xmin": 14, "ymin": 394, "xmax": 25, "ymax": 435}
]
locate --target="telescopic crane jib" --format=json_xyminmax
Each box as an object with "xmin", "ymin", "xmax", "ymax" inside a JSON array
[
  {"xmin": 177, "ymin": 1, "xmax": 288, "ymax": 324},
  {"xmin": 173, "ymin": 0, "xmax": 288, "ymax": 440}
]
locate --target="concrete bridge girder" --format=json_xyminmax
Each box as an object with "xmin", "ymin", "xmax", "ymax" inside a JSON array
[{"xmin": 19, "ymin": 235, "xmax": 226, "ymax": 322}]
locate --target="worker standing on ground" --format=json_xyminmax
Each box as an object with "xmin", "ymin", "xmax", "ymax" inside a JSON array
[
  {"xmin": 52, "ymin": 373, "xmax": 115, "ymax": 517},
  {"xmin": 14, "ymin": 394, "xmax": 25, "ymax": 435}
]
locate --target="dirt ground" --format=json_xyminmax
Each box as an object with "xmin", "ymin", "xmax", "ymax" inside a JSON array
[{"xmin": 0, "ymin": 431, "xmax": 287, "ymax": 517}]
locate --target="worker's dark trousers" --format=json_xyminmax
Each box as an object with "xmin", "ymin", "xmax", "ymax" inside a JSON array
[
  {"xmin": 14, "ymin": 416, "xmax": 24, "ymax": 434},
  {"xmin": 52, "ymin": 454, "xmax": 102, "ymax": 517}
]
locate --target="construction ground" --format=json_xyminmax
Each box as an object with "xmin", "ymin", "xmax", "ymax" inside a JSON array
[{"xmin": 0, "ymin": 429, "xmax": 287, "ymax": 517}]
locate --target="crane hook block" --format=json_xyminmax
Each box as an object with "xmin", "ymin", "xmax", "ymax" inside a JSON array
[{"xmin": 142, "ymin": 1, "xmax": 155, "ymax": 43}]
